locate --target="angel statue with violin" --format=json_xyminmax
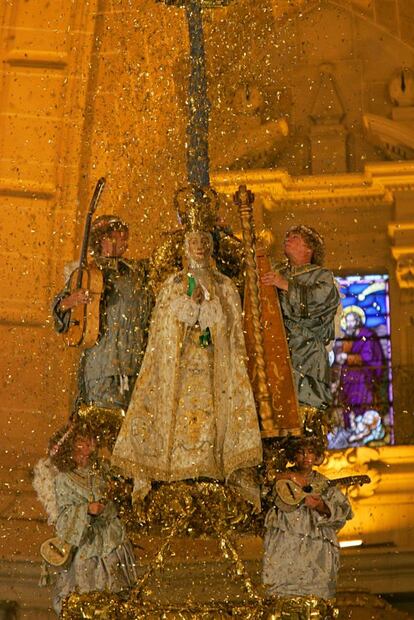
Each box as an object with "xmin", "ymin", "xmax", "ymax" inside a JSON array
[
  {"xmin": 111, "ymin": 193, "xmax": 263, "ymax": 508},
  {"xmin": 53, "ymin": 214, "xmax": 153, "ymax": 412},
  {"xmin": 262, "ymin": 436, "xmax": 354, "ymax": 608}
]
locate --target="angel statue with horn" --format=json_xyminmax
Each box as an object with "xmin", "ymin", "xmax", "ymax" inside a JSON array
[{"xmin": 112, "ymin": 192, "xmax": 263, "ymax": 508}]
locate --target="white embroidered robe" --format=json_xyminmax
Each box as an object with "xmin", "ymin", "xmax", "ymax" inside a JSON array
[{"xmin": 112, "ymin": 270, "xmax": 262, "ymax": 501}]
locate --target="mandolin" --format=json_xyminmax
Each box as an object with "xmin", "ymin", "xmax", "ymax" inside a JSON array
[
  {"xmin": 40, "ymin": 537, "xmax": 73, "ymax": 567},
  {"xmin": 64, "ymin": 178, "xmax": 106, "ymax": 348},
  {"xmin": 275, "ymin": 474, "xmax": 371, "ymax": 509}
]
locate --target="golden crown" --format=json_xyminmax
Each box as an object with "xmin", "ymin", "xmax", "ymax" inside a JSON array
[{"xmin": 174, "ymin": 185, "xmax": 219, "ymax": 233}]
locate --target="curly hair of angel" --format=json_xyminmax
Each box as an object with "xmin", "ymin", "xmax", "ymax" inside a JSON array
[
  {"xmin": 284, "ymin": 436, "xmax": 325, "ymax": 466},
  {"xmin": 48, "ymin": 420, "xmax": 95, "ymax": 473},
  {"xmin": 286, "ymin": 225, "xmax": 325, "ymax": 266},
  {"xmin": 89, "ymin": 215, "xmax": 129, "ymax": 255}
]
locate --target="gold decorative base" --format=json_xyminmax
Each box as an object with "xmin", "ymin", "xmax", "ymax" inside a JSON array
[
  {"xmin": 61, "ymin": 593, "xmax": 262, "ymax": 619},
  {"xmin": 61, "ymin": 593, "xmax": 338, "ymax": 619},
  {"xmin": 124, "ymin": 480, "xmax": 258, "ymax": 536},
  {"xmin": 157, "ymin": 0, "xmax": 233, "ymax": 7},
  {"xmin": 267, "ymin": 595, "xmax": 338, "ymax": 619},
  {"xmin": 121, "ymin": 481, "xmax": 261, "ymax": 601}
]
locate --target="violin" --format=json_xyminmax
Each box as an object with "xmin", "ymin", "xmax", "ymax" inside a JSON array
[{"xmin": 64, "ymin": 178, "xmax": 106, "ymax": 348}]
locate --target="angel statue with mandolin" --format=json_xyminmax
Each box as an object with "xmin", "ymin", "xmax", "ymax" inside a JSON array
[
  {"xmin": 33, "ymin": 419, "xmax": 137, "ymax": 616},
  {"xmin": 53, "ymin": 211, "xmax": 153, "ymax": 412},
  {"xmin": 262, "ymin": 436, "xmax": 364, "ymax": 605}
]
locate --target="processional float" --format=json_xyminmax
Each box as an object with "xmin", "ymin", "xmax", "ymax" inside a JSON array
[{"xmin": 60, "ymin": 1, "xmax": 336, "ymax": 619}]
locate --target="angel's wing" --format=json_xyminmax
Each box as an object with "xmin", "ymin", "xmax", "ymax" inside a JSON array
[{"xmin": 33, "ymin": 458, "xmax": 59, "ymax": 525}]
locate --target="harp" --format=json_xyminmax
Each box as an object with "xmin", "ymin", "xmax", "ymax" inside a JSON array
[{"xmin": 234, "ymin": 185, "xmax": 301, "ymax": 438}]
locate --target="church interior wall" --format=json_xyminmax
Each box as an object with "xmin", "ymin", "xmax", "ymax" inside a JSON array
[
  {"xmin": 0, "ymin": 0, "xmax": 414, "ymax": 617},
  {"xmin": 205, "ymin": 0, "xmax": 414, "ymax": 175}
]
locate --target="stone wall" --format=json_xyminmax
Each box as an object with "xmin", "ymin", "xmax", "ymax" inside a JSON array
[{"xmin": 0, "ymin": 1, "xmax": 414, "ymax": 617}]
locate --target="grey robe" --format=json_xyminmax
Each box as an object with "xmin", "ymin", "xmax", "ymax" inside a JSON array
[
  {"xmin": 278, "ymin": 264, "xmax": 340, "ymax": 410},
  {"xmin": 262, "ymin": 471, "xmax": 352, "ymax": 600},
  {"xmin": 53, "ymin": 466, "xmax": 136, "ymax": 615},
  {"xmin": 53, "ymin": 258, "xmax": 153, "ymax": 409}
]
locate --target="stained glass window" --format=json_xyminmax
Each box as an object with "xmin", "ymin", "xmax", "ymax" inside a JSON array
[{"xmin": 327, "ymin": 274, "xmax": 393, "ymax": 450}]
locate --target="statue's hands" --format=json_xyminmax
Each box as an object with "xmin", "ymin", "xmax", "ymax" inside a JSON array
[
  {"xmin": 261, "ymin": 271, "xmax": 288, "ymax": 291},
  {"xmin": 59, "ymin": 289, "xmax": 91, "ymax": 311},
  {"xmin": 87, "ymin": 501, "xmax": 106, "ymax": 516},
  {"xmin": 304, "ymin": 494, "xmax": 322, "ymax": 509},
  {"xmin": 305, "ymin": 494, "xmax": 330, "ymax": 516},
  {"xmin": 192, "ymin": 284, "xmax": 205, "ymax": 304}
]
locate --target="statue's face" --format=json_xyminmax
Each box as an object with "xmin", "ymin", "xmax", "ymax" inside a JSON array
[
  {"xmin": 100, "ymin": 229, "xmax": 129, "ymax": 258},
  {"xmin": 295, "ymin": 448, "xmax": 318, "ymax": 472},
  {"xmin": 73, "ymin": 435, "xmax": 96, "ymax": 467},
  {"xmin": 284, "ymin": 232, "xmax": 313, "ymax": 265},
  {"xmin": 187, "ymin": 232, "xmax": 212, "ymax": 265}
]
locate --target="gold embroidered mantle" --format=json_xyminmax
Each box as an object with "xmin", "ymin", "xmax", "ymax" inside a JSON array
[{"xmin": 112, "ymin": 271, "xmax": 263, "ymax": 500}]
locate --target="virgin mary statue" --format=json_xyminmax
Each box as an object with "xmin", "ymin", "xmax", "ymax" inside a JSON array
[{"xmin": 112, "ymin": 221, "xmax": 263, "ymax": 505}]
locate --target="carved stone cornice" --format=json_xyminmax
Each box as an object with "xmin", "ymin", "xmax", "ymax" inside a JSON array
[
  {"xmin": 320, "ymin": 444, "xmax": 414, "ymax": 503},
  {"xmin": 0, "ymin": 178, "xmax": 56, "ymax": 199},
  {"xmin": 319, "ymin": 446, "xmax": 382, "ymax": 500},
  {"xmin": 390, "ymin": 248, "xmax": 414, "ymax": 288},
  {"xmin": 338, "ymin": 549, "xmax": 414, "ymax": 596},
  {"xmin": 336, "ymin": 586, "xmax": 414, "ymax": 617},
  {"xmin": 363, "ymin": 113, "xmax": 414, "ymax": 161},
  {"xmin": 314, "ymin": 444, "xmax": 414, "ymax": 578},
  {"xmin": 387, "ymin": 182, "xmax": 414, "ymax": 287},
  {"xmin": 5, "ymin": 49, "xmax": 67, "ymax": 70},
  {"xmin": 213, "ymin": 162, "xmax": 414, "ymax": 210},
  {"xmin": 0, "ymin": 559, "xmax": 51, "ymax": 614}
]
